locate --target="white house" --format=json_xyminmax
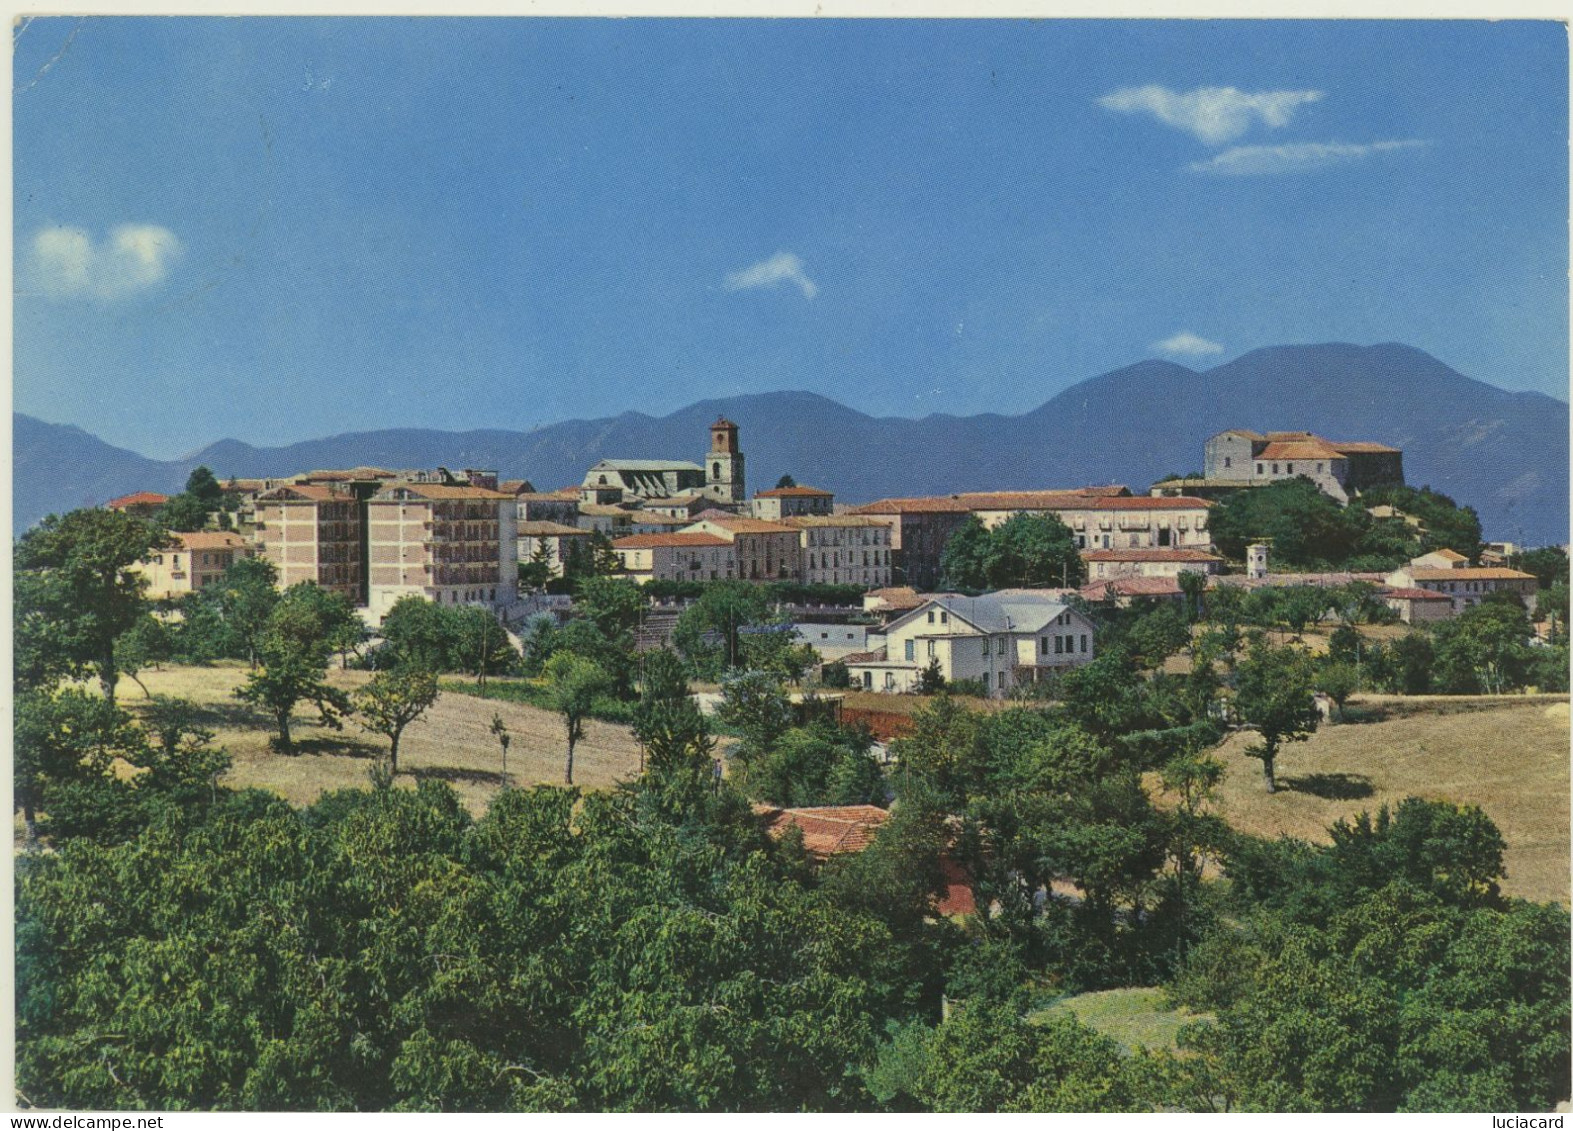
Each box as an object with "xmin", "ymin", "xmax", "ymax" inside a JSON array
[{"xmin": 844, "ymin": 590, "xmax": 1096, "ymax": 698}]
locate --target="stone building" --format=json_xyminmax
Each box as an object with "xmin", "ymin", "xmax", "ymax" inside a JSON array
[
  {"xmin": 846, "ymin": 497, "xmax": 975, "ymax": 591},
  {"xmin": 752, "ymin": 485, "xmax": 834, "ymax": 521},
  {"xmin": 1081, "ymin": 547, "xmax": 1223, "ymax": 580},
  {"xmin": 682, "ymin": 514, "xmax": 801, "ymax": 582},
  {"xmin": 1202, "ymin": 430, "xmax": 1404, "ymax": 503},
  {"xmin": 579, "ymin": 417, "xmax": 746, "ymax": 509},
  {"xmin": 1384, "ymin": 554, "xmax": 1537, "ymax": 615}
]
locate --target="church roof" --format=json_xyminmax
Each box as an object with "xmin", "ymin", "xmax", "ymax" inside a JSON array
[{"xmin": 591, "ymin": 459, "xmax": 704, "ymax": 473}]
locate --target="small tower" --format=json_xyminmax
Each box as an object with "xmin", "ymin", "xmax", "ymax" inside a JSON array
[
  {"xmin": 706, "ymin": 417, "xmax": 745, "ymax": 504},
  {"xmin": 1246, "ymin": 542, "xmax": 1270, "ymax": 580}
]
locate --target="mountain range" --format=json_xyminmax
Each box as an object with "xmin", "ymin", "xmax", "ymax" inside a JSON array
[{"xmin": 14, "ymin": 342, "xmax": 1569, "ymax": 545}]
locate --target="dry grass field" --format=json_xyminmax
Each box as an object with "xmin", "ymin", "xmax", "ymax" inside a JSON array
[
  {"xmin": 1205, "ymin": 695, "xmax": 1570, "ymax": 904},
  {"xmin": 119, "ymin": 663, "xmax": 644, "ymax": 814},
  {"xmin": 91, "ymin": 667, "xmax": 1571, "ymax": 906}
]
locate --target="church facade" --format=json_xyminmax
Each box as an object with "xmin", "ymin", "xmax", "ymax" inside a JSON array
[{"xmin": 580, "ymin": 417, "xmax": 746, "ymax": 508}]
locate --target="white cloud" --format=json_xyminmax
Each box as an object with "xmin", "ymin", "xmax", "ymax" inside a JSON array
[
  {"xmin": 1154, "ymin": 331, "xmax": 1224, "ymax": 358},
  {"xmin": 1098, "ymin": 85, "xmax": 1323, "ymax": 145},
  {"xmin": 723, "ymin": 251, "xmax": 818, "ymax": 300},
  {"xmin": 30, "ymin": 224, "xmax": 182, "ymax": 300},
  {"xmin": 1189, "ymin": 139, "xmax": 1428, "ymax": 176}
]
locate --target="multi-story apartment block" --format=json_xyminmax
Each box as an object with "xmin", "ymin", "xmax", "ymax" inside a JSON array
[
  {"xmin": 365, "ymin": 483, "xmax": 518, "ymax": 618},
  {"xmin": 844, "ymin": 591, "xmax": 1096, "ymax": 698},
  {"xmin": 1202, "ymin": 430, "xmax": 1404, "ymax": 503},
  {"xmin": 682, "ymin": 514, "xmax": 801, "ymax": 581},
  {"xmin": 612, "ymin": 532, "xmax": 737, "ymax": 584},
  {"xmin": 752, "ymin": 485, "xmax": 834, "ymax": 521},
  {"xmin": 134, "ymin": 531, "xmax": 255, "ymax": 599},
  {"xmin": 781, "ymin": 515, "xmax": 892, "ymax": 587},
  {"xmin": 253, "ymin": 483, "xmax": 365, "ymax": 602}
]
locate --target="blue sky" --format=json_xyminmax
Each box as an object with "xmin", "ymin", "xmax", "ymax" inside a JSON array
[{"xmin": 13, "ymin": 18, "xmax": 1568, "ymax": 459}]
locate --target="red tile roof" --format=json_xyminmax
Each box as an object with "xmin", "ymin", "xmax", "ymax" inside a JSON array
[
  {"xmin": 841, "ymin": 649, "xmax": 889, "ymax": 664},
  {"xmin": 1081, "ymin": 548, "xmax": 1222, "ymax": 563},
  {"xmin": 171, "ymin": 531, "xmax": 251, "ymax": 551},
  {"xmin": 850, "ymin": 497, "xmax": 974, "ymax": 515},
  {"xmin": 756, "ymin": 804, "xmax": 891, "ymax": 856},
  {"xmin": 1381, "ymin": 587, "xmax": 1453, "ymax": 601},
  {"xmin": 1408, "ymin": 567, "xmax": 1536, "ymax": 582},
  {"xmin": 256, "ymin": 483, "xmax": 352, "ymax": 502},
  {"xmin": 1257, "ymin": 441, "xmax": 1343, "ymax": 461},
  {"xmin": 106, "ymin": 491, "xmax": 170, "ymax": 508},
  {"xmin": 613, "ymin": 532, "xmax": 731, "ymax": 549},
  {"xmin": 936, "ymin": 855, "xmax": 977, "ymax": 917},
  {"xmin": 376, "ymin": 484, "xmax": 514, "ymax": 501},
  {"xmin": 687, "ymin": 516, "xmax": 798, "ymax": 535},
  {"xmin": 756, "ymin": 485, "xmax": 834, "ymax": 498},
  {"xmin": 1077, "ymin": 576, "xmax": 1185, "ymax": 600}
]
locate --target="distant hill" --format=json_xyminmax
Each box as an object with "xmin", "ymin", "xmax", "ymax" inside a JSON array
[{"xmin": 14, "ymin": 343, "xmax": 1569, "ymax": 545}]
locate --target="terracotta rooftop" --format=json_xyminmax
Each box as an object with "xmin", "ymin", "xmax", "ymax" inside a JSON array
[
  {"xmin": 1380, "ymin": 587, "xmax": 1453, "ymax": 601},
  {"xmin": 1407, "ymin": 567, "xmax": 1536, "ymax": 582},
  {"xmin": 866, "ymin": 586, "xmax": 926, "ymax": 610},
  {"xmin": 613, "ymin": 532, "xmax": 732, "ymax": 549},
  {"xmin": 1423, "ymin": 548, "xmax": 1470, "ymax": 563},
  {"xmin": 1078, "ymin": 576, "xmax": 1185, "ymax": 600},
  {"xmin": 517, "ymin": 521, "xmax": 589, "ymax": 537},
  {"xmin": 850, "ymin": 497, "xmax": 974, "ymax": 515},
  {"xmin": 1257, "ymin": 441, "xmax": 1344, "ymax": 461},
  {"xmin": 755, "ymin": 804, "xmax": 891, "ymax": 857},
  {"xmin": 687, "ymin": 515, "xmax": 798, "ymax": 535},
  {"xmin": 516, "ymin": 488, "xmax": 580, "ymax": 501},
  {"xmin": 756, "ymin": 485, "xmax": 834, "ymax": 498},
  {"xmin": 1081, "ymin": 548, "xmax": 1223, "ymax": 563},
  {"xmin": 256, "ymin": 483, "xmax": 352, "ymax": 502},
  {"xmin": 841, "ymin": 648, "xmax": 889, "ymax": 664},
  {"xmin": 106, "ymin": 491, "xmax": 170, "ymax": 508},
  {"xmin": 779, "ymin": 515, "xmax": 889, "ymax": 528},
  {"xmin": 171, "ymin": 531, "xmax": 251, "ymax": 551},
  {"xmin": 374, "ymin": 484, "xmax": 513, "ymax": 501}
]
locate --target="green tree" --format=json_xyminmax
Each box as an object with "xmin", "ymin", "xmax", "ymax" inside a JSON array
[
  {"xmin": 1232, "ymin": 641, "xmax": 1320, "ymax": 793},
  {"xmin": 519, "ymin": 540, "xmax": 555, "ymax": 591},
  {"xmin": 1178, "ymin": 569, "xmax": 1208, "ymax": 624},
  {"xmin": 985, "ymin": 512, "xmax": 1084, "ymax": 589},
  {"xmin": 449, "ymin": 606, "xmax": 518, "ymax": 687},
  {"xmin": 1432, "ymin": 601, "xmax": 1532, "ymax": 694},
  {"xmin": 677, "ymin": 581, "xmax": 770, "ymax": 671},
  {"xmin": 1315, "ymin": 661, "xmax": 1359, "ymax": 720},
  {"xmin": 14, "ymin": 507, "xmax": 170, "ymax": 703},
  {"xmin": 185, "ymin": 465, "xmax": 226, "ymax": 505},
  {"xmin": 355, "ymin": 666, "xmax": 440, "ymax": 774},
  {"xmin": 213, "ymin": 556, "xmax": 282, "ymax": 666},
  {"xmin": 235, "ymin": 585, "xmax": 352, "ymax": 751},
  {"xmin": 379, "ymin": 595, "xmax": 456, "ymax": 671},
  {"xmin": 544, "ymin": 653, "xmax": 612, "ymax": 785},
  {"xmin": 716, "ymin": 668, "xmax": 794, "ymax": 763},
  {"xmin": 489, "ymin": 712, "xmax": 512, "ymax": 787},
  {"xmin": 157, "ymin": 492, "xmax": 213, "ymax": 532},
  {"xmin": 939, "ymin": 515, "xmax": 992, "ymax": 590},
  {"xmin": 917, "ymin": 656, "xmax": 947, "ymax": 694},
  {"xmin": 632, "ymin": 650, "xmax": 714, "ymax": 777},
  {"xmin": 114, "ymin": 614, "xmax": 174, "ymax": 698},
  {"xmin": 1210, "ymin": 478, "xmax": 1367, "ymax": 569},
  {"xmin": 14, "ymin": 688, "xmax": 140, "ymax": 843}
]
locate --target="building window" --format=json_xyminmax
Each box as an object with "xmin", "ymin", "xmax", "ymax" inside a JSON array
[
  {"xmin": 1081, "ymin": 634, "xmax": 1088, "ymax": 653},
  {"xmin": 1287, "ymin": 463, "xmax": 1294, "ymax": 474},
  {"xmin": 1040, "ymin": 637, "xmax": 1049, "ymax": 655},
  {"xmin": 1054, "ymin": 636, "xmax": 1063, "ymax": 654},
  {"xmin": 1257, "ymin": 463, "xmax": 1264, "ymax": 474},
  {"xmin": 996, "ymin": 638, "xmax": 1006, "ymax": 655},
  {"xmin": 1224, "ymin": 457, "xmax": 1231, "ymax": 468},
  {"xmin": 940, "ymin": 611, "xmax": 948, "ymax": 624},
  {"xmin": 1271, "ymin": 463, "xmax": 1279, "ymax": 474},
  {"xmin": 982, "ymin": 671, "xmax": 990, "ymax": 690},
  {"xmin": 926, "ymin": 640, "xmax": 935, "ymax": 658},
  {"xmin": 905, "ymin": 640, "xmax": 915, "ymax": 661}
]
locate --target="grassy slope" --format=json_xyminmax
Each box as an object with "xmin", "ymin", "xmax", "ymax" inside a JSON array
[{"xmin": 1029, "ymin": 988, "xmax": 1210, "ymax": 1053}]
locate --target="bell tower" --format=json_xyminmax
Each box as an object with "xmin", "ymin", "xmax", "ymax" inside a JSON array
[{"xmin": 706, "ymin": 417, "xmax": 745, "ymax": 504}]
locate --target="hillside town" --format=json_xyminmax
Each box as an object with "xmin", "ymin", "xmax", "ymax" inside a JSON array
[{"xmin": 104, "ymin": 419, "xmax": 1545, "ymax": 699}]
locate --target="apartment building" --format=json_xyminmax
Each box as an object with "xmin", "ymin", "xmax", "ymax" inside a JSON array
[
  {"xmin": 846, "ymin": 497, "xmax": 975, "ymax": 591},
  {"xmin": 612, "ymin": 531, "xmax": 737, "ymax": 584},
  {"xmin": 957, "ymin": 491, "xmax": 1215, "ymax": 550},
  {"xmin": 253, "ymin": 483, "xmax": 365, "ymax": 602},
  {"xmin": 365, "ymin": 483, "xmax": 518, "ymax": 618},
  {"xmin": 781, "ymin": 515, "xmax": 892, "ymax": 587},
  {"xmin": 134, "ymin": 531, "xmax": 255, "ymax": 599},
  {"xmin": 682, "ymin": 514, "xmax": 802, "ymax": 581}
]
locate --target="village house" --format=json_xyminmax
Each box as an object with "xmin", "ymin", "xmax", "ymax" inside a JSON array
[
  {"xmin": 1076, "ymin": 575, "xmax": 1187, "ymax": 608},
  {"xmin": 1384, "ymin": 553, "xmax": 1538, "ymax": 615},
  {"xmin": 844, "ymin": 590, "xmax": 1096, "ymax": 698},
  {"xmin": 1380, "ymin": 586, "xmax": 1456, "ymax": 624},
  {"xmin": 253, "ymin": 483, "xmax": 365, "ymax": 603},
  {"xmin": 751, "ymin": 484, "xmax": 835, "ymax": 521},
  {"xmin": 791, "ymin": 621, "xmax": 878, "ymax": 662},
  {"xmin": 106, "ymin": 491, "xmax": 170, "ymax": 519},
  {"xmin": 364, "ymin": 482, "xmax": 518, "ymax": 619},
  {"xmin": 1081, "ymin": 547, "xmax": 1223, "ymax": 580},
  {"xmin": 133, "ymin": 530, "xmax": 255, "ymax": 599},
  {"xmin": 612, "ymin": 531, "xmax": 737, "ymax": 584},
  {"xmin": 780, "ymin": 514, "xmax": 893, "ymax": 587},
  {"xmin": 682, "ymin": 513, "xmax": 802, "ymax": 582}
]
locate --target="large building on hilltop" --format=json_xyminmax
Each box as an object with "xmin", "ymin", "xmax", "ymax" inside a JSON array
[{"xmin": 1200, "ymin": 430, "xmax": 1404, "ymax": 503}]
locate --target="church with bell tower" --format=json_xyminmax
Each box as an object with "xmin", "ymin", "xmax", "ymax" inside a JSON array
[{"xmin": 704, "ymin": 417, "xmax": 746, "ymax": 505}]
